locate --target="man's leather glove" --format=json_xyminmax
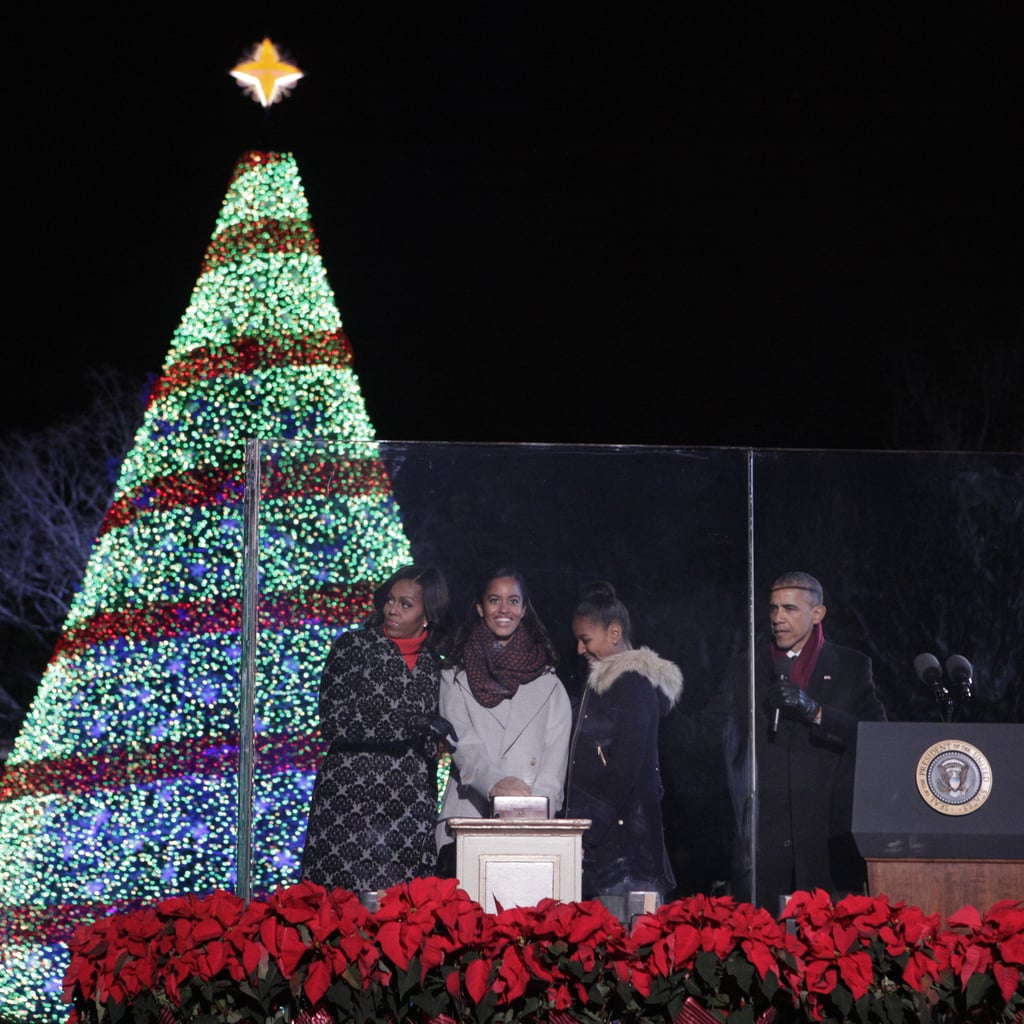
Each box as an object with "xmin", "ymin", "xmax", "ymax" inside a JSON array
[
  {"xmin": 765, "ymin": 681, "xmax": 821, "ymax": 725},
  {"xmin": 406, "ymin": 713, "xmax": 459, "ymax": 751}
]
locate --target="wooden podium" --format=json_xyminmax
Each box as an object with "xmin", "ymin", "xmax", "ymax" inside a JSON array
[
  {"xmin": 852, "ymin": 723, "xmax": 1024, "ymax": 920},
  {"xmin": 862, "ymin": 858, "xmax": 1024, "ymax": 921},
  {"xmin": 448, "ymin": 817, "xmax": 591, "ymax": 913}
]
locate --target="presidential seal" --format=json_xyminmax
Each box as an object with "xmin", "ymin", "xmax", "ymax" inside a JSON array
[{"xmin": 915, "ymin": 739, "xmax": 993, "ymax": 815}]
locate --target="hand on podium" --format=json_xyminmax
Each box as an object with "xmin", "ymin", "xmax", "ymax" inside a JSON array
[{"xmin": 489, "ymin": 776, "xmax": 532, "ymax": 798}]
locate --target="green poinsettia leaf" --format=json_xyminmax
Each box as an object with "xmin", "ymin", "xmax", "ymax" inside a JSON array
[
  {"xmin": 724, "ymin": 1007, "xmax": 756, "ymax": 1024},
  {"xmin": 340, "ymin": 961, "xmax": 364, "ymax": 989},
  {"xmin": 409, "ymin": 987, "xmax": 449, "ymax": 1017},
  {"xmin": 963, "ymin": 969, "xmax": 995, "ymax": 1008},
  {"xmin": 471, "ymin": 988, "xmax": 500, "ymax": 1024},
  {"xmin": 832, "ymin": 983, "xmax": 854, "ymax": 1017},
  {"xmin": 325, "ymin": 975, "xmax": 372, "ymax": 1019},
  {"xmin": 664, "ymin": 993, "xmax": 689, "ymax": 1021},
  {"xmin": 642, "ymin": 975, "xmax": 676, "ymax": 1006},
  {"xmin": 397, "ymin": 955, "xmax": 424, "ymax": 999},
  {"xmin": 564, "ymin": 958, "xmax": 586, "ymax": 981},
  {"xmin": 725, "ymin": 951, "xmax": 755, "ymax": 993},
  {"xmin": 105, "ymin": 999, "xmax": 129, "ymax": 1024},
  {"xmin": 695, "ymin": 948, "xmax": 723, "ymax": 982},
  {"xmin": 583, "ymin": 978, "xmax": 616, "ymax": 1005},
  {"xmin": 684, "ymin": 975, "xmax": 704, "ymax": 999},
  {"xmin": 521, "ymin": 993, "xmax": 544, "ymax": 1013},
  {"xmin": 880, "ymin": 990, "xmax": 909, "ymax": 1024}
]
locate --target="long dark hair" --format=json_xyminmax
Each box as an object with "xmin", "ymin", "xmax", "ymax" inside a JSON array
[
  {"xmin": 366, "ymin": 564, "xmax": 451, "ymax": 650},
  {"xmin": 447, "ymin": 566, "xmax": 558, "ymax": 667}
]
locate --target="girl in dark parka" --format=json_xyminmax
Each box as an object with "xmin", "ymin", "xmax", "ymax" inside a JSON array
[{"xmin": 564, "ymin": 580, "xmax": 683, "ymax": 923}]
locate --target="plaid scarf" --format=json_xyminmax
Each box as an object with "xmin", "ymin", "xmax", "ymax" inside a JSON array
[{"xmin": 463, "ymin": 618, "xmax": 550, "ymax": 708}]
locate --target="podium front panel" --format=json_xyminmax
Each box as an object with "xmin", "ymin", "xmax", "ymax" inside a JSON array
[
  {"xmin": 852, "ymin": 722, "xmax": 1024, "ymax": 860},
  {"xmin": 448, "ymin": 818, "xmax": 591, "ymax": 912}
]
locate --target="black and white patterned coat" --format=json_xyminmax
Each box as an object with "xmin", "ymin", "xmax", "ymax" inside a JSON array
[{"xmin": 300, "ymin": 625, "xmax": 442, "ymax": 892}]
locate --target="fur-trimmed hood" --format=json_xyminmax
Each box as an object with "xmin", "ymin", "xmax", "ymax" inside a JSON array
[{"xmin": 584, "ymin": 645, "xmax": 683, "ymax": 706}]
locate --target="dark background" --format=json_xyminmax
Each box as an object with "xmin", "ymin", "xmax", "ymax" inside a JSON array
[
  {"xmin": 2, "ymin": 2, "xmax": 1021, "ymax": 909},
  {"xmin": 284, "ymin": 439, "xmax": 1022, "ymax": 897},
  {"xmin": 4, "ymin": 7, "xmax": 1022, "ymax": 450}
]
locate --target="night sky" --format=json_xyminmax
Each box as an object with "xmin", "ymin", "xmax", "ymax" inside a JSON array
[{"xmin": 5, "ymin": 8, "xmax": 1021, "ymax": 450}]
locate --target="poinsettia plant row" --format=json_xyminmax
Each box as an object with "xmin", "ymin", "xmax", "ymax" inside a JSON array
[{"xmin": 63, "ymin": 878, "xmax": 1023, "ymax": 1024}]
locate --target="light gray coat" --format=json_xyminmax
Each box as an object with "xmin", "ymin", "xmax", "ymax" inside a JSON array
[{"xmin": 436, "ymin": 665, "xmax": 572, "ymax": 853}]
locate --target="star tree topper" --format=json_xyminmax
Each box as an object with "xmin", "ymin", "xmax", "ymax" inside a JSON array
[{"xmin": 230, "ymin": 38, "xmax": 303, "ymax": 107}]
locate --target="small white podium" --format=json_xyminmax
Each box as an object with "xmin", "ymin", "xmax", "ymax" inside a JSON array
[{"xmin": 448, "ymin": 817, "xmax": 592, "ymax": 912}]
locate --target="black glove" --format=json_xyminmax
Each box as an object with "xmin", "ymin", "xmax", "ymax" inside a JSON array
[
  {"xmin": 765, "ymin": 681, "xmax": 821, "ymax": 725},
  {"xmin": 405, "ymin": 713, "xmax": 459, "ymax": 751}
]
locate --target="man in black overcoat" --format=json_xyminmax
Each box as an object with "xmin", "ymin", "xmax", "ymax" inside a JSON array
[{"xmin": 721, "ymin": 571, "xmax": 887, "ymax": 915}]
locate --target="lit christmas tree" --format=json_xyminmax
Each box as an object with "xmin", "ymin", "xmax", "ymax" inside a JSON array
[{"xmin": 0, "ymin": 149, "xmax": 414, "ymax": 1022}]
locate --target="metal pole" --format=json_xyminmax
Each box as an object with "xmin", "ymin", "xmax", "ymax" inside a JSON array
[
  {"xmin": 746, "ymin": 448, "xmax": 759, "ymax": 909},
  {"xmin": 236, "ymin": 438, "xmax": 262, "ymax": 903}
]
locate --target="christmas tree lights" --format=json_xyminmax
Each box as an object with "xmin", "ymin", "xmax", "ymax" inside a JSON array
[{"xmin": 0, "ymin": 151, "xmax": 412, "ymax": 1021}]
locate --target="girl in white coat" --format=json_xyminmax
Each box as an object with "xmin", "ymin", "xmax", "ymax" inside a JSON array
[{"xmin": 436, "ymin": 567, "xmax": 571, "ymax": 876}]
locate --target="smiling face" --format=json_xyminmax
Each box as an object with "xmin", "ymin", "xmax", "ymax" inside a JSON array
[
  {"xmin": 476, "ymin": 575, "xmax": 526, "ymax": 643},
  {"xmin": 768, "ymin": 586, "xmax": 825, "ymax": 652},
  {"xmin": 572, "ymin": 615, "xmax": 622, "ymax": 662},
  {"xmin": 382, "ymin": 578, "xmax": 427, "ymax": 639}
]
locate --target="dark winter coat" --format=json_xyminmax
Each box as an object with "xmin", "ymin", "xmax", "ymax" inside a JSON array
[
  {"xmin": 564, "ymin": 647, "xmax": 683, "ymax": 898},
  {"xmin": 300, "ymin": 626, "xmax": 442, "ymax": 892},
  {"xmin": 723, "ymin": 640, "xmax": 888, "ymax": 912}
]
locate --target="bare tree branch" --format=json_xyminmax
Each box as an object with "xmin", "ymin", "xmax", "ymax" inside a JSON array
[
  {"xmin": 0, "ymin": 368, "xmax": 148, "ymax": 644},
  {"xmin": 887, "ymin": 330, "xmax": 1024, "ymax": 452}
]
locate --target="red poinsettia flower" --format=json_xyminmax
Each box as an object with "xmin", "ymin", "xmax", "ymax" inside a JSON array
[
  {"xmin": 262, "ymin": 915, "xmax": 314, "ymax": 979},
  {"xmin": 303, "ymin": 958, "xmax": 332, "ymax": 1007},
  {"xmin": 493, "ymin": 942, "xmax": 532, "ymax": 1003},
  {"xmin": 63, "ymin": 880, "xmax": 1024, "ymax": 1024},
  {"xmin": 783, "ymin": 888, "xmax": 835, "ymax": 928},
  {"xmin": 629, "ymin": 888, "xmax": 795, "ymax": 1015},
  {"xmin": 548, "ymin": 979, "xmax": 575, "ymax": 1010},
  {"xmin": 63, "ymin": 919, "xmax": 109, "ymax": 1002},
  {"xmin": 304, "ymin": 929, "xmax": 380, "ymax": 1002},
  {"xmin": 241, "ymin": 933, "xmax": 268, "ymax": 978},
  {"xmin": 372, "ymin": 876, "xmax": 463, "ymax": 973},
  {"xmin": 938, "ymin": 899, "xmax": 1024, "ymax": 1003},
  {"xmin": 463, "ymin": 955, "xmax": 496, "ymax": 1004}
]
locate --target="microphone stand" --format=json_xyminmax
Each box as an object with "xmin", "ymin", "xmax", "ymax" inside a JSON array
[{"xmin": 940, "ymin": 692, "xmax": 955, "ymax": 723}]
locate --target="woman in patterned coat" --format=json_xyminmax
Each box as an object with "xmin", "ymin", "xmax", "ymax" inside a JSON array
[{"xmin": 300, "ymin": 565, "xmax": 456, "ymax": 901}]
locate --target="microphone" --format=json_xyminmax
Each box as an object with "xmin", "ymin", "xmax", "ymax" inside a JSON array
[
  {"xmin": 945, "ymin": 654, "xmax": 974, "ymax": 701},
  {"xmin": 914, "ymin": 652, "xmax": 948, "ymax": 703},
  {"xmin": 770, "ymin": 671, "xmax": 787, "ymax": 734}
]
